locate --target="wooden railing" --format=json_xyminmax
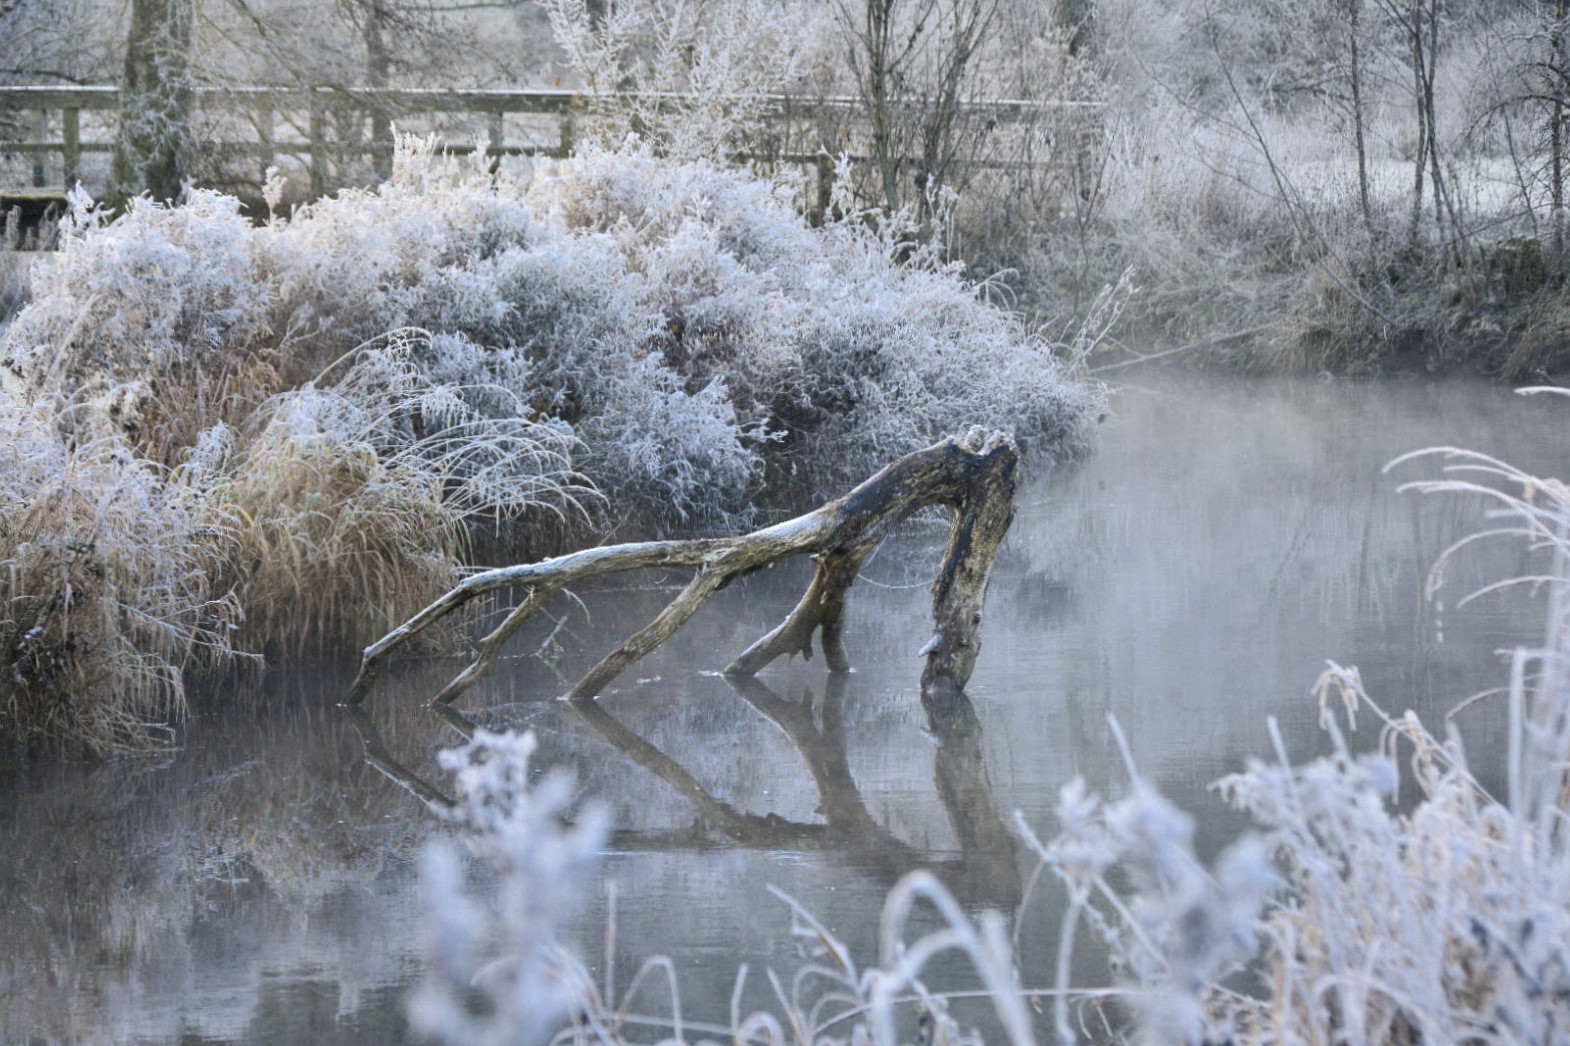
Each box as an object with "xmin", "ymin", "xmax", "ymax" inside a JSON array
[
  {"xmin": 0, "ymin": 83, "xmax": 1100, "ymax": 244},
  {"xmin": 0, "ymin": 85, "xmax": 590, "ymax": 196},
  {"xmin": 1, "ymin": 83, "xmax": 1093, "ymax": 190}
]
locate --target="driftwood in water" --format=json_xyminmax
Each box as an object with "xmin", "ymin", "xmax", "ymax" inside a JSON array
[{"xmin": 343, "ymin": 426, "xmax": 1018, "ymax": 707}]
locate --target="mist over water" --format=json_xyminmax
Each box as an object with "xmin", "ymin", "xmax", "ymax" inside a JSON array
[{"xmin": 3, "ymin": 376, "xmax": 1562, "ymax": 1044}]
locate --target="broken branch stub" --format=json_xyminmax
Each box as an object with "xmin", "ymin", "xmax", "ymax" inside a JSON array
[{"xmin": 343, "ymin": 427, "xmax": 1019, "ymax": 707}]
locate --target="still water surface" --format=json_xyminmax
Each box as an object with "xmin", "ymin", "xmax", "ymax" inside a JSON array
[{"xmin": 3, "ymin": 376, "xmax": 1565, "ymax": 1044}]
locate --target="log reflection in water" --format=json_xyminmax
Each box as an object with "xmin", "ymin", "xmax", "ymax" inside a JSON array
[{"xmin": 343, "ymin": 673, "xmax": 1020, "ymax": 908}]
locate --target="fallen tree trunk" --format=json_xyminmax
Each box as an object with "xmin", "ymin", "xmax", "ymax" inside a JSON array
[{"xmin": 343, "ymin": 426, "xmax": 1018, "ymax": 707}]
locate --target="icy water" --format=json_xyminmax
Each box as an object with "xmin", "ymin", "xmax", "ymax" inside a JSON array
[{"xmin": 3, "ymin": 376, "xmax": 1567, "ymax": 1044}]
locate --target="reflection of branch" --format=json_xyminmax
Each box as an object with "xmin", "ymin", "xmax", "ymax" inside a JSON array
[
  {"xmin": 341, "ymin": 703, "xmax": 454, "ymax": 813},
  {"xmin": 346, "ymin": 669, "xmax": 1021, "ymax": 907},
  {"xmin": 567, "ymin": 697, "xmax": 833, "ymax": 847},
  {"xmin": 726, "ymin": 672, "xmax": 906, "ymax": 841},
  {"xmin": 924, "ymin": 689, "xmax": 1021, "ymax": 906},
  {"xmin": 729, "ymin": 673, "xmax": 1020, "ymax": 906}
]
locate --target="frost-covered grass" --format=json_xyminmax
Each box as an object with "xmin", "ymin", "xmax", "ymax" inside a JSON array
[
  {"xmin": 0, "ymin": 140, "xmax": 1098, "ymax": 753},
  {"xmin": 0, "ymin": 399, "xmax": 239, "ymax": 754},
  {"xmin": 411, "ymin": 400, "xmax": 1570, "ymax": 1045}
]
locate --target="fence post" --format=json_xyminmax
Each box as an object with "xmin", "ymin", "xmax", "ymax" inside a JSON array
[
  {"xmin": 31, "ymin": 109, "xmax": 46, "ymax": 187},
  {"xmin": 257, "ymin": 96, "xmax": 275, "ymax": 181},
  {"xmin": 813, "ymin": 152, "xmax": 834, "ymax": 227},
  {"xmin": 309, "ymin": 88, "xmax": 327, "ymax": 197},
  {"xmin": 62, "ymin": 107, "xmax": 80, "ymax": 187},
  {"xmin": 487, "ymin": 110, "xmax": 504, "ymax": 173},
  {"xmin": 557, "ymin": 109, "xmax": 574, "ymax": 159}
]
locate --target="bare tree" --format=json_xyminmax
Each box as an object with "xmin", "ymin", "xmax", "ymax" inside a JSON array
[
  {"xmin": 835, "ymin": 0, "xmax": 999, "ymax": 231},
  {"xmin": 538, "ymin": 0, "xmax": 816, "ymax": 161},
  {"xmin": 1347, "ymin": 0, "xmax": 1375, "ymax": 238},
  {"xmin": 1536, "ymin": 0, "xmax": 1570, "ymax": 257}
]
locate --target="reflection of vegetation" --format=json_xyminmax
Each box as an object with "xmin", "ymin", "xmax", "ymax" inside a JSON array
[{"xmin": 0, "ymin": 690, "xmax": 432, "ymax": 1045}]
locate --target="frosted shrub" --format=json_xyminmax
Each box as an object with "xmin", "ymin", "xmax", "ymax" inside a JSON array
[
  {"xmin": 5, "ymin": 140, "xmax": 1098, "ymax": 534},
  {"xmin": 527, "ymin": 147, "xmax": 1103, "ymax": 497},
  {"xmin": 582, "ymin": 359, "xmax": 761, "ymax": 528},
  {"xmin": 2, "ymin": 189, "xmax": 272, "ymax": 460},
  {"xmin": 412, "ymin": 728, "xmax": 609, "ymax": 1046},
  {"xmin": 1019, "ymin": 739, "xmax": 1276, "ymax": 1046},
  {"xmin": 0, "ymin": 398, "xmax": 239, "ymax": 753}
]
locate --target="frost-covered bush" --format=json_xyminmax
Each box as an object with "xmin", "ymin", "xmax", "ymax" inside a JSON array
[
  {"xmin": 5, "ymin": 139, "xmax": 1099, "ymax": 529},
  {"xmin": 0, "ymin": 399, "xmax": 238, "ymax": 754},
  {"xmin": 203, "ymin": 329, "xmax": 594, "ymax": 653},
  {"xmin": 524, "ymin": 146, "xmax": 1102, "ymax": 499},
  {"xmin": 3, "ymin": 189, "xmax": 274, "ymax": 461}
]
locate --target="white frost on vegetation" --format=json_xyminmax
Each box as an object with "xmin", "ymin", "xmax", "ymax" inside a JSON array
[
  {"xmin": 0, "ymin": 137, "xmax": 1098, "ymax": 744},
  {"xmin": 412, "ymin": 728, "xmax": 609, "ymax": 1046},
  {"xmin": 0, "ymin": 395, "xmax": 240, "ymax": 752}
]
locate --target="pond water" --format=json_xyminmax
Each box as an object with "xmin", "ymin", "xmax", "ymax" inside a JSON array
[{"xmin": 3, "ymin": 375, "xmax": 1567, "ymax": 1044}]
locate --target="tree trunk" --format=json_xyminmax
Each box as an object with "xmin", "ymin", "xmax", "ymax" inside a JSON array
[
  {"xmin": 362, "ymin": 0, "xmax": 394, "ymax": 181},
  {"xmin": 109, "ymin": 0, "xmax": 193, "ymax": 207},
  {"xmin": 1548, "ymin": 0, "xmax": 1568, "ymax": 260},
  {"xmin": 1348, "ymin": 0, "xmax": 1374, "ymax": 240},
  {"xmin": 345, "ymin": 428, "xmax": 1019, "ymax": 709},
  {"xmin": 1057, "ymin": 0, "xmax": 1095, "ymax": 59},
  {"xmin": 1407, "ymin": 0, "xmax": 1427, "ymax": 251},
  {"xmin": 864, "ymin": 0, "xmax": 904, "ymax": 215}
]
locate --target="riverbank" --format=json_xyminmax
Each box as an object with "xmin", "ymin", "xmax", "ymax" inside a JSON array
[
  {"xmin": 1098, "ymin": 236, "xmax": 1570, "ymax": 380},
  {"xmin": 0, "ymin": 143, "xmax": 1101, "ymax": 757}
]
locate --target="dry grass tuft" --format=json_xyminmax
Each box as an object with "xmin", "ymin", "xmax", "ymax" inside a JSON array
[
  {"xmin": 0, "ymin": 399, "xmax": 238, "ymax": 755},
  {"xmin": 211, "ymin": 330, "xmax": 595, "ymax": 653}
]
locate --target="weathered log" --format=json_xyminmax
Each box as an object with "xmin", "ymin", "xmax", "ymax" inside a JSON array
[{"xmin": 343, "ymin": 426, "xmax": 1018, "ymax": 707}]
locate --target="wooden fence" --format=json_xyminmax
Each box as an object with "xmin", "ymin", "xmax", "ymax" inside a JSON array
[
  {"xmin": 0, "ymin": 84, "xmax": 1097, "ymax": 233},
  {"xmin": 0, "ymin": 85, "xmax": 588, "ymax": 195}
]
